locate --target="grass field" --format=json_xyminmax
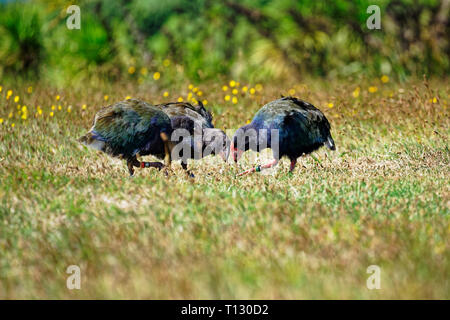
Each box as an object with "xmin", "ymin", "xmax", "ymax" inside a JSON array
[{"xmin": 0, "ymin": 77, "xmax": 449, "ymax": 299}]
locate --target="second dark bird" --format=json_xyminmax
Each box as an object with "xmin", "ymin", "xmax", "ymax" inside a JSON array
[
  {"xmin": 157, "ymin": 101, "xmax": 230, "ymax": 176},
  {"xmin": 230, "ymin": 96, "xmax": 335, "ymax": 175}
]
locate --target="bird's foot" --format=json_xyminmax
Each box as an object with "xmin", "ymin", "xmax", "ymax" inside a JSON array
[
  {"xmin": 237, "ymin": 159, "xmax": 278, "ymax": 177},
  {"xmin": 163, "ymin": 167, "xmax": 174, "ymax": 177},
  {"xmin": 153, "ymin": 162, "xmax": 164, "ymax": 171},
  {"xmin": 237, "ymin": 166, "xmax": 258, "ymax": 176},
  {"xmin": 140, "ymin": 161, "xmax": 164, "ymax": 170}
]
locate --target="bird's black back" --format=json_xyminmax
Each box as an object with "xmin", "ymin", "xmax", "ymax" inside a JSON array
[{"xmin": 251, "ymin": 97, "xmax": 333, "ymax": 159}]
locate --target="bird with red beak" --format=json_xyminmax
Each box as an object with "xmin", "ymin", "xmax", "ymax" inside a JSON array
[{"xmin": 231, "ymin": 96, "xmax": 335, "ymax": 176}]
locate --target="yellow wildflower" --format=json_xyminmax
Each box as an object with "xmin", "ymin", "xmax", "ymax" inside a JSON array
[
  {"xmin": 369, "ymin": 86, "xmax": 378, "ymax": 93},
  {"xmin": 255, "ymin": 84, "xmax": 263, "ymax": 92},
  {"xmin": 50, "ymin": 112, "xmax": 54, "ymax": 117},
  {"xmin": 14, "ymin": 96, "xmax": 19, "ymax": 103},
  {"xmin": 187, "ymin": 92, "xmax": 193, "ymax": 100},
  {"xmin": 222, "ymin": 85, "xmax": 228, "ymax": 91},
  {"xmin": 202, "ymin": 100, "xmax": 208, "ymax": 105},
  {"xmin": 188, "ymin": 84, "xmax": 194, "ymax": 90},
  {"xmin": 38, "ymin": 109, "xmax": 42, "ymax": 115},
  {"xmin": 197, "ymin": 91, "xmax": 203, "ymax": 96},
  {"xmin": 27, "ymin": 86, "xmax": 33, "ymax": 93},
  {"xmin": 125, "ymin": 96, "xmax": 131, "ymax": 100},
  {"xmin": 0, "ymin": 118, "xmax": 3, "ymax": 124},
  {"xmin": 229, "ymin": 80, "xmax": 236, "ymax": 87},
  {"xmin": 8, "ymin": 112, "xmax": 13, "ymax": 118},
  {"xmin": 128, "ymin": 66, "xmax": 136, "ymax": 74},
  {"xmin": 224, "ymin": 95, "xmax": 230, "ymax": 101},
  {"xmin": 432, "ymin": 97, "xmax": 437, "ymax": 104},
  {"xmin": 140, "ymin": 67, "xmax": 148, "ymax": 76},
  {"xmin": 163, "ymin": 59, "xmax": 170, "ymax": 67},
  {"xmin": 177, "ymin": 97, "xmax": 183, "ymax": 102},
  {"xmin": 249, "ymin": 88, "xmax": 256, "ymax": 95},
  {"xmin": 58, "ymin": 105, "xmax": 62, "ymax": 111},
  {"xmin": 51, "ymin": 105, "xmax": 56, "ymax": 110},
  {"xmin": 21, "ymin": 113, "xmax": 27, "ymax": 120},
  {"xmin": 11, "ymin": 123, "xmax": 15, "ymax": 128},
  {"xmin": 0, "ymin": 86, "xmax": 2, "ymax": 92},
  {"xmin": 191, "ymin": 98, "xmax": 197, "ymax": 105},
  {"xmin": 242, "ymin": 86, "xmax": 248, "ymax": 93},
  {"xmin": 7, "ymin": 90, "xmax": 12, "ymax": 97},
  {"xmin": 193, "ymin": 87, "xmax": 198, "ymax": 93},
  {"xmin": 21, "ymin": 106, "xmax": 27, "ymax": 113},
  {"xmin": 104, "ymin": 95, "xmax": 109, "ymax": 101},
  {"xmin": 56, "ymin": 95, "xmax": 60, "ymax": 101},
  {"xmin": 246, "ymin": 119, "xmax": 251, "ymax": 124},
  {"xmin": 232, "ymin": 97, "xmax": 238, "ymax": 104},
  {"xmin": 352, "ymin": 87, "xmax": 360, "ymax": 98},
  {"xmin": 67, "ymin": 106, "xmax": 72, "ymax": 113},
  {"xmin": 288, "ymin": 89, "xmax": 296, "ymax": 96},
  {"xmin": 163, "ymin": 91, "xmax": 169, "ymax": 97},
  {"xmin": 381, "ymin": 75, "xmax": 389, "ymax": 83},
  {"xmin": 153, "ymin": 72, "xmax": 161, "ymax": 80},
  {"xmin": 328, "ymin": 103, "xmax": 334, "ymax": 108},
  {"xmin": 232, "ymin": 89, "xmax": 238, "ymax": 95}
]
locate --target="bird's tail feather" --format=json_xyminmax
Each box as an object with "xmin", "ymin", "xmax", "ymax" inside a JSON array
[{"xmin": 325, "ymin": 135, "xmax": 336, "ymax": 150}]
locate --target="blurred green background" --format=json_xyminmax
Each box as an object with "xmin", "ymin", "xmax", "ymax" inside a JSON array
[{"xmin": 0, "ymin": 0, "xmax": 448, "ymax": 86}]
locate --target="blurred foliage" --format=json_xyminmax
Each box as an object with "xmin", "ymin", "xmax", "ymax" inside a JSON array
[
  {"xmin": 0, "ymin": 0, "xmax": 448, "ymax": 85},
  {"xmin": 0, "ymin": 2, "xmax": 44, "ymax": 76}
]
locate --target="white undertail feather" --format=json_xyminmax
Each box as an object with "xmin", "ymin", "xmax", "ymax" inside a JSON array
[
  {"xmin": 86, "ymin": 139, "xmax": 105, "ymax": 151},
  {"xmin": 78, "ymin": 132, "xmax": 105, "ymax": 151},
  {"xmin": 325, "ymin": 136, "xmax": 336, "ymax": 150}
]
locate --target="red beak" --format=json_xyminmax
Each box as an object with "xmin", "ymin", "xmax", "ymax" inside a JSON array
[{"xmin": 230, "ymin": 142, "xmax": 243, "ymax": 163}]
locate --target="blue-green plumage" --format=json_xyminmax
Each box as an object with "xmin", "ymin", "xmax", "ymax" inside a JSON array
[
  {"xmin": 79, "ymin": 99, "xmax": 173, "ymax": 175},
  {"xmin": 232, "ymin": 96, "xmax": 335, "ymax": 164}
]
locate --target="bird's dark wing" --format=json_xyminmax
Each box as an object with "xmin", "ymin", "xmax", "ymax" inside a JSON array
[
  {"xmin": 280, "ymin": 97, "xmax": 332, "ymax": 146},
  {"xmin": 158, "ymin": 102, "xmax": 213, "ymax": 128},
  {"xmin": 92, "ymin": 99, "xmax": 171, "ymax": 156},
  {"xmin": 195, "ymin": 100, "xmax": 213, "ymax": 124}
]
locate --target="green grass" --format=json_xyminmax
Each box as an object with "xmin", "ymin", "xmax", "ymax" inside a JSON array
[{"xmin": 0, "ymin": 78, "xmax": 449, "ymax": 298}]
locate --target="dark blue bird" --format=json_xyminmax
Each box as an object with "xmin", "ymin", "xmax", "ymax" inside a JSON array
[
  {"xmin": 157, "ymin": 101, "xmax": 230, "ymax": 175},
  {"xmin": 79, "ymin": 99, "xmax": 174, "ymax": 176},
  {"xmin": 230, "ymin": 96, "xmax": 335, "ymax": 175}
]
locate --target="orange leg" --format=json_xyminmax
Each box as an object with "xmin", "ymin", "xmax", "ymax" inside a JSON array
[{"xmin": 237, "ymin": 159, "xmax": 279, "ymax": 176}]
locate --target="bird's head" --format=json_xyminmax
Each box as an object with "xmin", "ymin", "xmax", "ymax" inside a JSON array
[
  {"xmin": 202, "ymin": 128, "xmax": 230, "ymax": 162},
  {"xmin": 230, "ymin": 125, "xmax": 257, "ymax": 163}
]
